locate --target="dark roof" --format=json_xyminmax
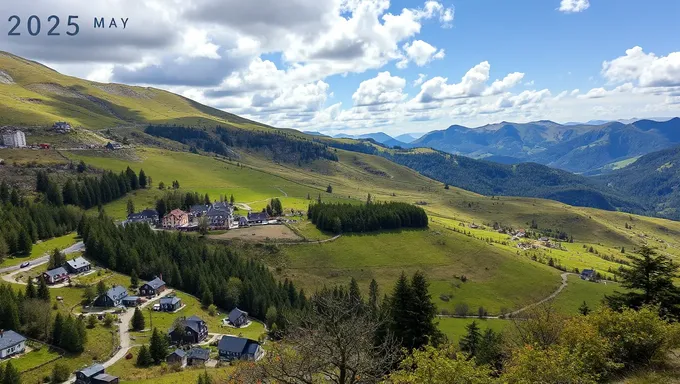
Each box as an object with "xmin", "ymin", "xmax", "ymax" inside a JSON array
[
  {"xmin": 245, "ymin": 342, "xmax": 261, "ymax": 355},
  {"xmin": 211, "ymin": 202, "xmax": 230, "ymax": 211},
  {"xmin": 122, "ymin": 296, "xmax": 139, "ymax": 302},
  {"xmin": 66, "ymin": 257, "xmax": 90, "ymax": 270},
  {"xmin": 228, "ymin": 308, "xmax": 247, "ymax": 324},
  {"xmin": 128, "ymin": 209, "xmax": 158, "ymax": 221},
  {"xmin": 247, "ymin": 212, "xmax": 269, "ymax": 221},
  {"xmin": 144, "ymin": 277, "xmax": 165, "ymax": 290},
  {"xmin": 92, "ymin": 373, "xmax": 118, "ymax": 383},
  {"xmin": 187, "ymin": 348, "xmax": 210, "ymax": 360},
  {"xmin": 160, "ymin": 296, "xmax": 181, "ymax": 305},
  {"xmin": 187, "ymin": 315, "xmax": 204, "ymax": 323},
  {"xmin": 175, "ymin": 316, "xmax": 204, "ymax": 335},
  {"xmin": 581, "ymin": 269, "xmax": 596, "ymax": 276},
  {"xmin": 218, "ymin": 336, "xmax": 253, "ymax": 354},
  {"xmin": 206, "ymin": 208, "xmax": 231, "ymax": 218},
  {"xmin": 190, "ymin": 204, "xmax": 210, "ymax": 213},
  {"xmin": 105, "ymin": 285, "xmax": 128, "ymax": 302},
  {"xmin": 168, "ymin": 349, "xmax": 186, "ymax": 358},
  {"xmin": 44, "ymin": 267, "xmax": 68, "ymax": 278},
  {"xmin": 0, "ymin": 330, "xmax": 26, "ymax": 350},
  {"xmin": 78, "ymin": 364, "xmax": 105, "ymax": 378}
]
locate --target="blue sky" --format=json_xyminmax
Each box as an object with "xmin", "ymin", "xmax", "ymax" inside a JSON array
[{"xmin": 2, "ymin": 0, "xmax": 679, "ymax": 135}]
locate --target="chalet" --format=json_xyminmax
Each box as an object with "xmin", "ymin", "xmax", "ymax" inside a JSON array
[
  {"xmin": 159, "ymin": 296, "xmax": 182, "ymax": 312},
  {"xmin": 247, "ymin": 211, "xmax": 269, "ymax": 224},
  {"xmin": 187, "ymin": 348, "xmax": 210, "ymax": 366},
  {"xmin": 94, "ymin": 285, "xmax": 128, "ymax": 307},
  {"xmin": 189, "ymin": 204, "xmax": 210, "ymax": 219},
  {"xmin": 125, "ymin": 209, "xmax": 159, "ymax": 226},
  {"xmin": 52, "ymin": 121, "xmax": 71, "ymax": 133},
  {"xmin": 75, "ymin": 364, "xmax": 119, "ymax": 384},
  {"xmin": 0, "ymin": 330, "xmax": 26, "ymax": 359},
  {"xmin": 122, "ymin": 296, "xmax": 141, "ymax": 307},
  {"xmin": 237, "ymin": 216, "xmax": 248, "ymax": 227},
  {"xmin": 166, "ymin": 349, "xmax": 187, "ymax": 366},
  {"xmin": 580, "ymin": 269, "xmax": 598, "ymax": 282},
  {"xmin": 211, "ymin": 201, "xmax": 231, "ymax": 211},
  {"xmin": 105, "ymin": 141, "xmax": 122, "ymax": 150},
  {"xmin": 169, "ymin": 315, "xmax": 208, "ymax": 345},
  {"xmin": 162, "ymin": 209, "xmax": 189, "ymax": 228},
  {"xmin": 43, "ymin": 267, "xmax": 69, "ymax": 284},
  {"xmin": 227, "ymin": 308, "xmax": 249, "ymax": 327},
  {"xmin": 217, "ymin": 336, "xmax": 263, "ymax": 362},
  {"xmin": 206, "ymin": 208, "xmax": 233, "ymax": 229},
  {"xmin": 65, "ymin": 256, "xmax": 92, "ymax": 274},
  {"xmin": 139, "ymin": 277, "xmax": 166, "ymax": 296}
]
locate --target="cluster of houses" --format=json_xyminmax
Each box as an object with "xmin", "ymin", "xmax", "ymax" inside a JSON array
[
  {"xmin": 52, "ymin": 121, "xmax": 72, "ymax": 134},
  {"xmin": 92, "ymin": 277, "xmax": 167, "ymax": 308},
  {"xmin": 43, "ymin": 256, "xmax": 93, "ymax": 285},
  {"xmin": 125, "ymin": 201, "xmax": 277, "ymax": 232}
]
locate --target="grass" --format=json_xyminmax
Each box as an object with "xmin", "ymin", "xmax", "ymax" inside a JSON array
[
  {"xmin": 551, "ymin": 274, "xmax": 620, "ymax": 315},
  {"xmin": 0, "ymin": 232, "xmax": 78, "ymax": 268},
  {"xmin": 437, "ymin": 318, "xmax": 509, "ymax": 342},
  {"xmin": 0, "ymin": 344, "xmax": 61, "ymax": 372}
]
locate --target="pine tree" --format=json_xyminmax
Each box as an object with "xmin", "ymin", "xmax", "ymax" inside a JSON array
[
  {"xmin": 476, "ymin": 328, "xmax": 504, "ymax": 370},
  {"xmin": 10, "ymin": 187, "xmax": 21, "ymax": 206},
  {"xmin": 2, "ymin": 361, "xmax": 20, "ymax": 384},
  {"xmin": 139, "ymin": 169, "xmax": 147, "ymax": 188},
  {"xmin": 52, "ymin": 313, "xmax": 64, "ymax": 346},
  {"xmin": 326, "ymin": 184, "xmax": 333, "ymax": 193},
  {"xmin": 230, "ymin": 194, "xmax": 235, "ymax": 204},
  {"xmin": 127, "ymin": 199, "xmax": 135, "ymax": 215},
  {"xmin": 62, "ymin": 179, "xmax": 79, "ymax": 206},
  {"xmin": 97, "ymin": 281, "xmax": 108, "ymax": 298},
  {"xmin": 348, "ymin": 277, "xmax": 362, "ymax": 307},
  {"xmin": 390, "ymin": 272, "xmax": 414, "ymax": 349},
  {"xmin": 368, "ymin": 279, "xmax": 379, "ymax": 313},
  {"xmin": 130, "ymin": 269, "xmax": 139, "ymax": 287},
  {"xmin": 49, "ymin": 248, "xmax": 65, "ymax": 269},
  {"xmin": 25, "ymin": 278, "xmax": 36, "ymax": 299},
  {"xmin": 18, "ymin": 230, "xmax": 32, "ymax": 255},
  {"xmin": 409, "ymin": 271, "xmax": 441, "ymax": 349},
  {"xmin": 149, "ymin": 328, "xmax": 168, "ymax": 364},
  {"xmin": 578, "ymin": 301, "xmax": 591, "ymax": 316},
  {"xmin": 37, "ymin": 276, "xmax": 50, "ymax": 301},
  {"xmin": 0, "ymin": 180, "xmax": 9, "ymax": 203},
  {"xmin": 60, "ymin": 316, "xmax": 83, "ymax": 353},
  {"xmin": 201, "ymin": 289, "xmax": 213, "ymax": 308},
  {"xmin": 46, "ymin": 180, "xmax": 64, "ymax": 206},
  {"xmin": 459, "ymin": 321, "xmax": 482, "ymax": 357},
  {"xmin": 132, "ymin": 307, "xmax": 145, "ymax": 331},
  {"xmin": 136, "ymin": 345, "xmax": 152, "ymax": 367}
]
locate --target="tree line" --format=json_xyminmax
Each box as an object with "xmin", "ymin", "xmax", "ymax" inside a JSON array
[
  {"xmin": 78, "ymin": 215, "xmax": 306, "ymax": 328},
  {"xmin": 36, "ymin": 166, "xmax": 148, "ymax": 210},
  {"xmin": 307, "ymin": 202, "xmax": 428, "ymax": 234},
  {"xmin": 155, "ymin": 190, "xmax": 212, "ymax": 218}
]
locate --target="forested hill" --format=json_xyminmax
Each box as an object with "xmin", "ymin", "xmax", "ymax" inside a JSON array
[
  {"xmin": 596, "ymin": 145, "xmax": 680, "ymax": 220},
  {"xmin": 382, "ymin": 150, "xmax": 643, "ymax": 213}
]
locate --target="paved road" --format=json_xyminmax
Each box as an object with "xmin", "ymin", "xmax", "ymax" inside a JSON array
[{"xmin": 0, "ymin": 241, "xmax": 85, "ymax": 275}]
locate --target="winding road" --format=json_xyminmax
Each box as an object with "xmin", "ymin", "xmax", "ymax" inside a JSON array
[{"xmin": 1, "ymin": 242, "xmax": 85, "ymax": 284}]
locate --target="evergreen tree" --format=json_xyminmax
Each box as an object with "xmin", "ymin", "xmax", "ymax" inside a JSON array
[
  {"xmin": 77, "ymin": 160, "xmax": 87, "ymax": 173},
  {"xmin": 201, "ymin": 289, "xmax": 213, "ymax": 308},
  {"xmin": 130, "ymin": 269, "xmax": 139, "ymax": 288},
  {"xmin": 136, "ymin": 345, "xmax": 152, "ymax": 367},
  {"xmin": 49, "ymin": 248, "xmax": 65, "ymax": 269},
  {"xmin": 132, "ymin": 307, "xmax": 145, "ymax": 331},
  {"xmin": 0, "ymin": 180, "xmax": 9, "ymax": 203},
  {"xmin": 36, "ymin": 171, "xmax": 49, "ymax": 193},
  {"xmin": 127, "ymin": 199, "xmax": 135, "ymax": 216},
  {"xmin": 348, "ymin": 277, "xmax": 362, "ymax": 307},
  {"xmin": 606, "ymin": 245, "xmax": 680, "ymax": 319},
  {"xmin": 578, "ymin": 301, "xmax": 591, "ymax": 316},
  {"xmin": 50, "ymin": 362, "xmax": 70, "ymax": 383},
  {"xmin": 139, "ymin": 169, "xmax": 147, "ymax": 188},
  {"xmin": 97, "ymin": 281, "xmax": 108, "ymax": 298},
  {"xmin": 476, "ymin": 328, "xmax": 504, "ymax": 370},
  {"xmin": 52, "ymin": 313, "xmax": 64, "ymax": 346},
  {"xmin": 368, "ymin": 279, "xmax": 379, "ymax": 313},
  {"xmin": 125, "ymin": 167, "xmax": 139, "ymax": 190},
  {"xmin": 390, "ymin": 272, "xmax": 414, "ymax": 348},
  {"xmin": 60, "ymin": 316, "xmax": 83, "ymax": 353},
  {"xmin": 459, "ymin": 321, "xmax": 482, "ymax": 357},
  {"xmin": 230, "ymin": 194, "xmax": 235, "ymax": 204},
  {"xmin": 18, "ymin": 230, "xmax": 32, "ymax": 255},
  {"xmin": 326, "ymin": 184, "xmax": 333, "ymax": 193},
  {"xmin": 25, "ymin": 278, "xmax": 36, "ymax": 299},
  {"xmin": 409, "ymin": 271, "xmax": 441, "ymax": 349},
  {"xmin": 82, "ymin": 286, "xmax": 95, "ymax": 305},
  {"xmin": 37, "ymin": 276, "xmax": 50, "ymax": 301},
  {"xmin": 149, "ymin": 328, "xmax": 168, "ymax": 364},
  {"xmin": 197, "ymin": 371, "xmax": 213, "ymax": 384},
  {"xmin": 0, "ymin": 285, "xmax": 21, "ymax": 331},
  {"xmin": 2, "ymin": 361, "xmax": 20, "ymax": 384},
  {"xmin": 10, "ymin": 187, "xmax": 20, "ymax": 206},
  {"xmin": 62, "ymin": 179, "xmax": 79, "ymax": 206},
  {"xmin": 46, "ymin": 179, "xmax": 64, "ymax": 206}
]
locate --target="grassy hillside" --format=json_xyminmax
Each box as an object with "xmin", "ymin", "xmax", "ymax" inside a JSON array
[{"xmin": 0, "ymin": 52, "xmax": 269, "ymax": 130}]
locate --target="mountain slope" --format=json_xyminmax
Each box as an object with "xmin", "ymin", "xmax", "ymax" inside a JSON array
[
  {"xmin": 412, "ymin": 119, "xmax": 680, "ymax": 174},
  {"xmin": 0, "ymin": 51, "xmax": 271, "ymax": 130}
]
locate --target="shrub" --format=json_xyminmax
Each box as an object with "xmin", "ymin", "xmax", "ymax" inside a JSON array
[
  {"xmin": 51, "ymin": 362, "xmax": 70, "ymax": 383},
  {"xmin": 454, "ymin": 303, "xmax": 470, "ymax": 316},
  {"xmin": 503, "ymin": 344, "xmax": 597, "ymax": 384}
]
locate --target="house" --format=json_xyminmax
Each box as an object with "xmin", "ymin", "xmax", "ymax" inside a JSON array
[
  {"xmin": 189, "ymin": 204, "xmax": 210, "ymax": 219},
  {"xmin": 94, "ymin": 285, "xmax": 128, "ymax": 307},
  {"xmin": 187, "ymin": 348, "xmax": 210, "ymax": 366},
  {"xmin": 237, "ymin": 216, "xmax": 248, "ymax": 227},
  {"xmin": 217, "ymin": 336, "xmax": 263, "ymax": 362},
  {"xmin": 139, "ymin": 277, "xmax": 166, "ymax": 297},
  {"xmin": 43, "ymin": 267, "xmax": 69, "ymax": 284},
  {"xmin": 75, "ymin": 364, "xmax": 119, "ymax": 384},
  {"xmin": 538, "ymin": 237, "xmax": 550, "ymax": 242},
  {"xmin": 0, "ymin": 330, "xmax": 26, "ymax": 359},
  {"xmin": 166, "ymin": 349, "xmax": 187, "ymax": 366},
  {"xmin": 65, "ymin": 256, "xmax": 92, "ymax": 274},
  {"xmin": 580, "ymin": 269, "xmax": 598, "ymax": 282},
  {"xmin": 247, "ymin": 211, "xmax": 269, "ymax": 224},
  {"xmin": 122, "ymin": 296, "xmax": 141, "ymax": 307},
  {"xmin": 516, "ymin": 229, "xmax": 526, "ymax": 238},
  {"xmin": 159, "ymin": 296, "xmax": 182, "ymax": 312},
  {"xmin": 211, "ymin": 201, "xmax": 232, "ymax": 211},
  {"xmin": 227, "ymin": 308, "xmax": 249, "ymax": 327},
  {"xmin": 52, "ymin": 122, "xmax": 72, "ymax": 133},
  {"xmin": 205, "ymin": 208, "xmax": 233, "ymax": 229},
  {"xmin": 105, "ymin": 141, "xmax": 122, "ymax": 150},
  {"xmin": 162, "ymin": 209, "xmax": 189, "ymax": 228},
  {"xmin": 1, "ymin": 129, "xmax": 26, "ymax": 148},
  {"xmin": 125, "ymin": 209, "xmax": 159, "ymax": 226},
  {"xmin": 169, "ymin": 315, "xmax": 208, "ymax": 345}
]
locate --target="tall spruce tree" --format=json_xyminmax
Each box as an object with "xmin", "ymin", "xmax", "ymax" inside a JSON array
[
  {"xmin": 390, "ymin": 272, "xmax": 414, "ymax": 349},
  {"xmin": 368, "ymin": 279, "xmax": 379, "ymax": 313},
  {"xmin": 132, "ymin": 307, "xmax": 145, "ymax": 331},
  {"xmin": 139, "ymin": 169, "xmax": 147, "ymax": 188},
  {"xmin": 37, "ymin": 276, "xmax": 50, "ymax": 301},
  {"xmin": 52, "ymin": 313, "xmax": 64, "ymax": 346},
  {"xmin": 2, "ymin": 360, "xmax": 20, "ymax": 384},
  {"xmin": 149, "ymin": 328, "xmax": 169, "ymax": 364},
  {"xmin": 409, "ymin": 271, "xmax": 441, "ymax": 349},
  {"xmin": 459, "ymin": 321, "xmax": 482, "ymax": 357},
  {"xmin": 25, "ymin": 278, "xmax": 36, "ymax": 299},
  {"xmin": 136, "ymin": 345, "xmax": 152, "ymax": 367}
]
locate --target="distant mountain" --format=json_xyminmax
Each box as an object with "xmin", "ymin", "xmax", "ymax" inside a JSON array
[
  {"xmin": 596, "ymin": 145, "xmax": 680, "ymax": 220},
  {"xmin": 332, "ymin": 132, "xmax": 408, "ymax": 148},
  {"xmin": 394, "ymin": 133, "xmax": 419, "ymax": 143},
  {"xmin": 303, "ymin": 131, "xmax": 330, "ymax": 137},
  {"xmin": 411, "ymin": 118, "xmax": 680, "ymax": 174}
]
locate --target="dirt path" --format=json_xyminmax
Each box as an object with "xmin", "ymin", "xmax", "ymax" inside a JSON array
[{"xmin": 437, "ymin": 273, "xmax": 571, "ymax": 320}]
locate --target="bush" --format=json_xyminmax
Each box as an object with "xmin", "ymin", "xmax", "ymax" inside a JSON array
[
  {"xmin": 503, "ymin": 344, "xmax": 597, "ymax": 384},
  {"xmin": 454, "ymin": 303, "xmax": 470, "ymax": 316},
  {"xmin": 51, "ymin": 362, "xmax": 70, "ymax": 383}
]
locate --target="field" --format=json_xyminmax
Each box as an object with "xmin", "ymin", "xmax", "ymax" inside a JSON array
[
  {"xmin": 0, "ymin": 344, "xmax": 61, "ymax": 373},
  {"xmin": 551, "ymin": 274, "xmax": 620, "ymax": 315},
  {"xmin": 208, "ymin": 224, "xmax": 302, "ymax": 242},
  {"xmin": 437, "ymin": 318, "xmax": 509, "ymax": 342},
  {"xmin": 0, "ymin": 232, "xmax": 78, "ymax": 268}
]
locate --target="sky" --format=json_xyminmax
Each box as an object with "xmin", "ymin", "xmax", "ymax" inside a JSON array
[{"xmin": 1, "ymin": 0, "xmax": 679, "ymax": 136}]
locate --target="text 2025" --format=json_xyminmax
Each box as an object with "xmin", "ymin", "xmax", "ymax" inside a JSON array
[{"xmin": 8, "ymin": 15, "xmax": 80, "ymax": 36}]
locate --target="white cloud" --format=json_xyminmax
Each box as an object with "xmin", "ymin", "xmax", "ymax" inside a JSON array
[
  {"xmin": 482, "ymin": 72, "xmax": 525, "ymax": 96},
  {"xmin": 397, "ymin": 40, "xmax": 445, "ymax": 68},
  {"xmin": 578, "ymin": 83, "xmax": 635, "ymax": 99},
  {"xmin": 352, "ymin": 71, "xmax": 406, "ymax": 106},
  {"xmin": 602, "ymin": 46, "xmax": 680, "ymax": 88},
  {"xmin": 570, "ymin": 89, "xmax": 580, "ymax": 96},
  {"xmin": 413, "ymin": 73, "xmax": 428, "ymax": 87},
  {"xmin": 558, "ymin": 0, "xmax": 590, "ymax": 13}
]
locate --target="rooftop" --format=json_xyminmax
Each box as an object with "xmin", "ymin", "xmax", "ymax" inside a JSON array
[{"xmin": 0, "ymin": 330, "xmax": 26, "ymax": 350}]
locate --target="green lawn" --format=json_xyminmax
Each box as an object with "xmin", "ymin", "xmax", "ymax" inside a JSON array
[
  {"xmin": 0, "ymin": 232, "xmax": 78, "ymax": 268},
  {"xmin": 551, "ymin": 274, "xmax": 620, "ymax": 315},
  {"xmin": 0, "ymin": 344, "xmax": 61, "ymax": 373},
  {"xmin": 437, "ymin": 317, "xmax": 509, "ymax": 342}
]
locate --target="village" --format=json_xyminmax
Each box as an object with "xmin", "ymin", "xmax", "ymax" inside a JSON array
[{"xmin": 0, "ymin": 123, "xmax": 125, "ymax": 151}]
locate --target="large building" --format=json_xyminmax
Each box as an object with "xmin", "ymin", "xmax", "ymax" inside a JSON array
[
  {"xmin": 217, "ymin": 335, "xmax": 263, "ymax": 362},
  {"xmin": 162, "ymin": 209, "xmax": 189, "ymax": 228},
  {"xmin": 0, "ymin": 330, "xmax": 26, "ymax": 359},
  {"xmin": 1, "ymin": 129, "xmax": 26, "ymax": 148}
]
